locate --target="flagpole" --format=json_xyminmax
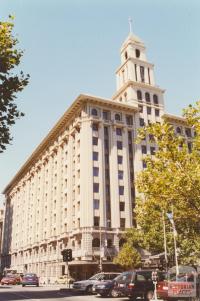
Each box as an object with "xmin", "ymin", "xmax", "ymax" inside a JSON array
[
  {"xmin": 172, "ymin": 207, "xmax": 179, "ymax": 277},
  {"xmin": 162, "ymin": 211, "xmax": 168, "ymax": 271},
  {"xmin": 166, "ymin": 209, "xmax": 179, "ymax": 277}
]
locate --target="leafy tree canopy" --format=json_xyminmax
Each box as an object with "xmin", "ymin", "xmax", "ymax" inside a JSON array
[
  {"xmin": 113, "ymin": 241, "xmax": 141, "ymax": 269},
  {"xmin": 132, "ymin": 101, "xmax": 200, "ymax": 265},
  {"xmin": 0, "ymin": 16, "xmax": 29, "ymax": 153}
]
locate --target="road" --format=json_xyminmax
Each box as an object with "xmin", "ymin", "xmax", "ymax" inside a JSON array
[{"xmin": 0, "ymin": 285, "xmax": 128, "ymax": 301}]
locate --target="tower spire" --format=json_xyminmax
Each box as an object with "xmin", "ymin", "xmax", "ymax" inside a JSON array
[{"xmin": 128, "ymin": 17, "xmax": 133, "ymax": 34}]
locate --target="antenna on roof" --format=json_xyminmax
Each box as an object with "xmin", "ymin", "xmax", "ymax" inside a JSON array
[{"xmin": 128, "ymin": 17, "xmax": 133, "ymax": 34}]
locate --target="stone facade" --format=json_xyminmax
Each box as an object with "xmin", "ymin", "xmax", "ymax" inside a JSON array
[{"xmin": 1, "ymin": 31, "xmax": 192, "ymax": 281}]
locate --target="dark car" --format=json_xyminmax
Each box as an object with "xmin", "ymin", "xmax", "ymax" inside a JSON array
[
  {"xmin": 21, "ymin": 273, "xmax": 39, "ymax": 287},
  {"xmin": 95, "ymin": 270, "xmax": 166, "ymax": 299},
  {"xmin": 73, "ymin": 272, "xmax": 120, "ymax": 294},
  {"xmin": 93, "ymin": 274, "xmax": 123, "ymax": 297}
]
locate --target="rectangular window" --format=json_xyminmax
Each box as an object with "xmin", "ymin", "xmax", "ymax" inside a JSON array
[
  {"xmin": 126, "ymin": 115, "xmax": 133, "ymax": 126},
  {"xmin": 118, "ymin": 155, "xmax": 123, "ymax": 164},
  {"xmin": 120, "ymin": 218, "xmax": 126, "ymax": 228},
  {"xmin": 93, "ymin": 183, "xmax": 99, "ymax": 193},
  {"xmin": 140, "ymin": 66, "xmax": 145, "ymax": 82},
  {"xmin": 119, "ymin": 186, "xmax": 124, "ymax": 195},
  {"xmin": 120, "ymin": 202, "xmax": 125, "ymax": 211},
  {"xmin": 118, "ymin": 170, "xmax": 123, "ymax": 180},
  {"xmin": 93, "ymin": 151, "xmax": 98, "ymax": 161},
  {"xmin": 139, "ymin": 118, "xmax": 145, "ymax": 126},
  {"xmin": 128, "ymin": 131, "xmax": 133, "ymax": 141},
  {"xmin": 104, "ymin": 126, "xmax": 108, "ymax": 136},
  {"xmin": 188, "ymin": 142, "xmax": 192, "ymax": 153},
  {"xmin": 92, "ymin": 137, "xmax": 98, "ymax": 145},
  {"xmin": 155, "ymin": 109, "xmax": 160, "ymax": 117},
  {"xmin": 147, "ymin": 107, "xmax": 151, "ymax": 115},
  {"xmin": 93, "ymin": 167, "xmax": 99, "ymax": 177},
  {"xmin": 149, "ymin": 134, "xmax": 155, "ymax": 142},
  {"xmin": 134, "ymin": 64, "xmax": 137, "ymax": 81},
  {"xmin": 142, "ymin": 160, "xmax": 147, "ymax": 169},
  {"xmin": 141, "ymin": 145, "xmax": 147, "ymax": 154},
  {"xmin": 106, "ymin": 185, "xmax": 110, "ymax": 195},
  {"xmin": 94, "ymin": 216, "xmax": 100, "ymax": 227},
  {"xmin": 104, "ymin": 139, "xmax": 109, "ymax": 150},
  {"xmin": 92, "ymin": 123, "xmax": 98, "ymax": 131},
  {"xmin": 117, "ymin": 141, "xmax": 123, "ymax": 150},
  {"xmin": 185, "ymin": 128, "xmax": 192, "ymax": 137},
  {"xmin": 116, "ymin": 128, "xmax": 122, "ymax": 136},
  {"xmin": 103, "ymin": 111, "xmax": 110, "ymax": 121},
  {"xmin": 150, "ymin": 146, "xmax": 156, "ymax": 155},
  {"xmin": 148, "ymin": 67, "xmax": 151, "ymax": 85},
  {"xmin": 93, "ymin": 199, "xmax": 99, "ymax": 210},
  {"xmin": 105, "ymin": 154, "xmax": 109, "ymax": 164}
]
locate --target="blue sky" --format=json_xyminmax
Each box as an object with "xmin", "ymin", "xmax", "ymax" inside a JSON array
[{"xmin": 0, "ymin": 0, "xmax": 200, "ymax": 205}]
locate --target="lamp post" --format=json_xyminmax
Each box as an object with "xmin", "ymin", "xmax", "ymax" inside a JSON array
[{"xmin": 99, "ymin": 225, "xmax": 102, "ymax": 272}]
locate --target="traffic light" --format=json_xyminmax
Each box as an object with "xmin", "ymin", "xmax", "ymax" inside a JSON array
[{"xmin": 61, "ymin": 249, "xmax": 73, "ymax": 262}]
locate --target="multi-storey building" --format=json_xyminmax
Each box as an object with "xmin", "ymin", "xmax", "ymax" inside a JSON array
[
  {"xmin": 0, "ymin": 208, "xmax": 4, "ymax": 261},
  {"xmin": 1, "ymin": 30, "xmax": 192, "ymax": 281}
]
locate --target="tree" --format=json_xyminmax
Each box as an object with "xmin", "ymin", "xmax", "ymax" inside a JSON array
[
  {"xmin": 113, "ymin": 242, "xmax": 141, "ymax": 269},
  {"xmin": 0, "ymin": 16, "xmax": 29, "ymax": 153},
  {"xmin": 133, "ymin": 101, "xmax": 200, "ymax": 264}
]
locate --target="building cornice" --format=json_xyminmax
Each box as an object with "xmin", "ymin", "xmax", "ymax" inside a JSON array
[
  {"xmin": 112, "ymin": 80, "xmax": 165, "ymax": 100},
  {"xmin": 3, "ymin": 94, "xmax": 138, "ymax": 195},
  {"xmin": 162, "ymin": 113, "xmax": 187, "ymax": 124},
  {"xmin": 115, "ymin": 57, "xmax": 154, "ymax": 74}
]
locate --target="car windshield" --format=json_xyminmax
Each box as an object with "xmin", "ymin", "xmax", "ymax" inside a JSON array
[
  {"xmin": 24, "ymin": 274, "xmax": 36, "ymax": 277},
  {"xmin": 89, "ymin": 274, "xmax": 103, "ymax": 280}
]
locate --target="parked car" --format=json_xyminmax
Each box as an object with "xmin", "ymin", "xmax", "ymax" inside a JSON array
[
  {"xmin": 94, "ymin": 270, "xmax": 166, "ymax": 299},
  {"xmin": 93, "ymin": 274, "xmax": 122, "ymax": 297},
  {"xmin": 1, "ymin": 274, "xmax": 21, "ymax": 285},
  {"xmin": 73, "ymin": 272, "xmax": 120, "ymax": 294},
  {"xmin": 55, "ymin": 275, "xmax": 75, "ymax": 285},
  {"xmin": 21, "ymin": 273, "xmax": 39, "ymax": 287}
]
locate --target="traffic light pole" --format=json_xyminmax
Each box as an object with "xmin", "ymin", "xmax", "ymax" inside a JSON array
[{"xmin": 66, "ymin": 261, "xmax": 70, "ymax": 289}]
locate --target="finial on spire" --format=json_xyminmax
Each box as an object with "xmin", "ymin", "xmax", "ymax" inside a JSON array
[{"xmin": 128, "ymin": 17, "xmax": 133, "ymax": 34}]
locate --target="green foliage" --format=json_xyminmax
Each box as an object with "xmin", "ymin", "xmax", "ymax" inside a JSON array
[
  {"xmin": 133, "ymin": 101, "xmax": 200, "ymax": 264},
  {"xmin": 113, "ymin": 242, "xmax": 141, "ymax": 269},
  {"xmin": 0, "ymin": 16, "xmax": 29, "ymax": 152}
]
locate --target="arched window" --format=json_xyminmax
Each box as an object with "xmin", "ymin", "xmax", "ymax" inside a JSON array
[
  {"xmin": 119, "ymin": 238, "xmax": 126, "ymax": 248},
  {"xmin": 125, "ymin": 51, "xmax": 128, "ymax": 60},
  {"xmin": 124, "ymin": 92, "xmax": 127, "ymax": 101},
  {"xmin": 153, "ymin": 94, "xmax": 158, "ymax": 104},
  {"xmin": 176, "ymin": 127, "xmax": 182, "ymax": 134},
  {"xmin": 115, "ymin": 113, "xmax": 121, "ymax": 121},
  {"xmin": 135, "ymin": 49, "xmax": 140, "ymax": 58},
  {"xmin": 137, "ymin": 90, "xmax": 142, "ymax": 100},
  {"xmin": 119, "ymin": 97, "xmax": 122, "ymax": 102},
  {"xmin": 92, "ymin": 238, "xmax": 100, "ymax": 248},
  {"xmin": 145, "ymin": 92, "xmax": 150, "ymax": 102},
  {"xmin": 91, "ymin": 108, "xmax": 98, "ymax": 116}
]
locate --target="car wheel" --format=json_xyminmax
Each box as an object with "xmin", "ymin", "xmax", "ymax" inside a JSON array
[
  {"xmin": 22, "ymin": 284, "xmax": 25, "ymax": 287},
  {"xmin": 86, "ymin": 285, "xmax": 93, "ymax": 294},
  {"xmin": 110, "ymin": 288, "xmax": 119, "ymax": 298},
  {"xmin": 145, "ymin": 290, "xmax": 154, "ymax": 301}
]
